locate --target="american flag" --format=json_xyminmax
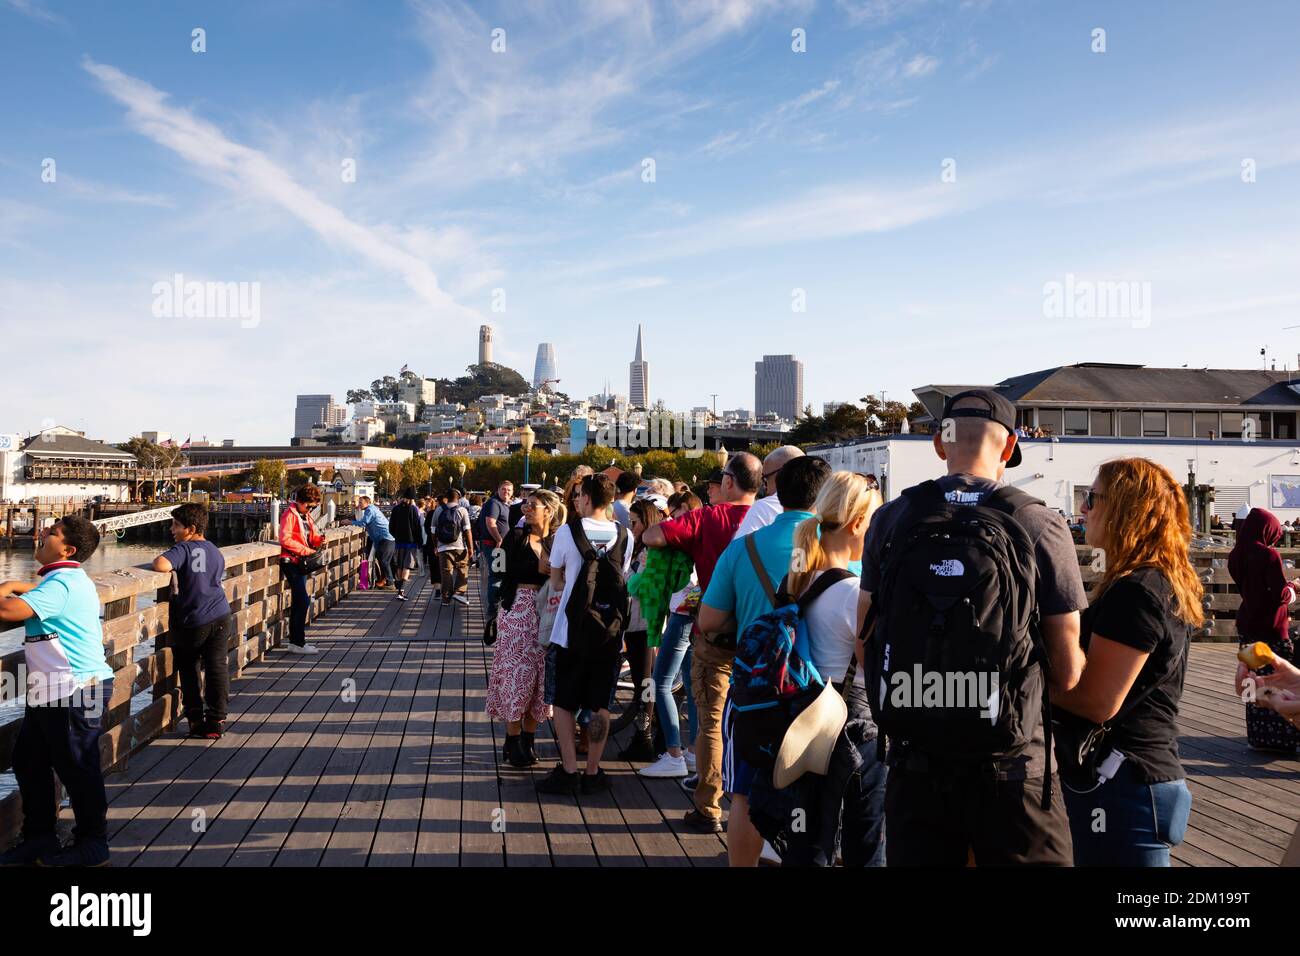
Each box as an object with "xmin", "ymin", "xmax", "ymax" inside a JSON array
[
  {"xmin": 399, "ymin": 364, "xmax": 409, "ymax": 375},
  {"xmin": 181, "ymin": 435, "xmax": 191, "ymax": 449}
]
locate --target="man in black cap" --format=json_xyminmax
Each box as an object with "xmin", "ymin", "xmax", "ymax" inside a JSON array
[{"xmin": 855, "ymin": 388, "xmax": 1087, "ymax": 865}]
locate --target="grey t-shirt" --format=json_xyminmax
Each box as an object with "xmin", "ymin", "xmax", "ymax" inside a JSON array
[{"xmin": 860, "ymin": 473, "xmax": 1088, "ymax": 779}]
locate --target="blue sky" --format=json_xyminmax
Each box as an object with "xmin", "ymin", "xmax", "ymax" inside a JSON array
[{"xmin": 2, "ymin": 0, "xmax": 1299, "ymax": 444}]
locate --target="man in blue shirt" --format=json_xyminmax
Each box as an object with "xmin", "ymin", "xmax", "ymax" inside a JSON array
[
  {"xmin": 353, "ymin": 496, "xmax": 396, "ymax": 589},
  {"xmin": 0, "ymin": 515, "xmax": 114, "ymax": 867},
  {"xmin": 153, "ymin": 503, "xmax": 233, "ymax": 739},
  {"xmin": 699, "ymin": 456, "xmax": 832, "ymax": 868}
]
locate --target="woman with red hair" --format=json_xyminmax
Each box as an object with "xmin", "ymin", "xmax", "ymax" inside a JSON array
[{"xmin": 1054, "ymin": 458, "xmax": 1202, "ymax": 866}]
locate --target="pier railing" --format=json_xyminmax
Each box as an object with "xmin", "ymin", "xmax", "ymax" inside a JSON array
[
  {"xmin": 0, "ymin": 525, "xmax": 366, "ymax": 843},
  {"xmin": 1077, "ymin": 544, "xmax": 1300, "ymax": 641}
]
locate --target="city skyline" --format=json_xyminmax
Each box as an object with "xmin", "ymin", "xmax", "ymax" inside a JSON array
[{"xmin": 3, "ymin": 3, "xmax": 1300, "ymax": 444}]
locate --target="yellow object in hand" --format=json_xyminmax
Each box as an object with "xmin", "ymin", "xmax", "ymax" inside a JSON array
[{"xmin": 1238, "ymin": 642, "xmax": 1278, "ymax": 670}]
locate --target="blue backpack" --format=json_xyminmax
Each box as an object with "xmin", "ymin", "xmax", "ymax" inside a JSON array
[{"xmin": 731, "ymin": 534, "xmax": 854, "ymax": 772}]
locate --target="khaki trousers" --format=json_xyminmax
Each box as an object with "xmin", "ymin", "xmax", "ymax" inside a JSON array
[{"xmin": 690, "ymin": 634, "xmax": 733, "ymax": 820}]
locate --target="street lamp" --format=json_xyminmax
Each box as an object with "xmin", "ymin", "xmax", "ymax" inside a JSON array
[
  {"xmin": 633, "ymin": 461, "xmax": 643, "ymax": 478},
  {"xmin": 455, "ymin": 459, "xmax": 467, "ymax": 492},
  {"xmin": 520, "ymin": 424, "xmax": 536, "ymax": 485}
]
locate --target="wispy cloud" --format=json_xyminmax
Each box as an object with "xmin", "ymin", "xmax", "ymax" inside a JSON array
[
  {"xmin": 81, "ymin": 58, "xmax": 480, "ymax": 323},
  {"xmin": 2, "ymin": 0, "xmax": 64, "ymax": 26}
]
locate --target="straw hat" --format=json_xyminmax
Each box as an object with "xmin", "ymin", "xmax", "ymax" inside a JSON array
[{"xmin": 772, "ymin": 681, "xmax": 848, "ymax": 789}]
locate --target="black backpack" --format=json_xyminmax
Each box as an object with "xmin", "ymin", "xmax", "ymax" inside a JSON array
[
  {"xmin": 865, "ymin": 480, "xmax": 1051, "ymax": 801},
  {"xmin": 436, "ymin": 506, "xmax": 460, "ymax": 545},
  {"xmin": 564, "ymin": 518, "xmax": 630, "ymax": 653}
]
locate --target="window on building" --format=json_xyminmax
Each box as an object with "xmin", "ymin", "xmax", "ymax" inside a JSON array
[
  {"xmin": 1064, "ymin": 409, "xmax": 1089, "ymax": 436},
  {"xmin": 1195, "ymin": 411, "xmax": 1219, "ymax": 439},
  {"xmin": 1276, "ymin": 412, "xmax": 1297, "ymax": 441},
  {"xmin": 1142, "ymin": 411, "xmax": 1166, "ymax": 438},
  {"xmin": 1221, "ymin": 412, "xmax": 1244, "ymax": 440},
  {"xmin": 1249, "ymin": 413, "xmax": 1272, "ymax": 440},
  {"xmin": 1036, "ymin": 408, "xmax": 1063, "ymax": 436},
  {"xmin": 1089, "ymin": 410, "xmax": 1114, "ymax": 436},
  {"xmin": 1120, "ymin": 410, "xmax": 1142, "ymax": 437},
  {"xmin": 1168, "ymin": 411, "xmax": 1193, "ymax": 438}
]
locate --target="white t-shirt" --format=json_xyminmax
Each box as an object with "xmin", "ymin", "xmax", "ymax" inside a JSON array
[
  {"xmin": 546, "ymin": 518, "xmax": 632, "ymax": 649},
  {"xmin": 431, "ymin": 505, "xmax": 471, "ymax": 553},
  {"xmin": 802, "ymin": 570, "xmax": 865, "ymax": 687},
  {"xmin": 732, "ymin": 493, "xmax": 782, "ymax": 540}
]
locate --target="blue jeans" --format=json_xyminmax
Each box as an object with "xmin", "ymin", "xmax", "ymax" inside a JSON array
[
  {"xmin": 479, "ymin": 548, "xmax": 501, "ymax": 617},
  {"xmin": 372, "ymin": 538, "xmax": 396, "ymax": 585},
  {"xmin": 653, "ymin": 613, "xmax": 694, "ymax": 750},
  {"xmin": 1062, "ymin": 762, "xmax": 1192, "ymax": 866}
]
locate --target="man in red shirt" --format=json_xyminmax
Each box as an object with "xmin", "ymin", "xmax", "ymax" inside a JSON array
[{"xmin": 643, "ymin": 451, "xmax": 761, "ymax": 832}]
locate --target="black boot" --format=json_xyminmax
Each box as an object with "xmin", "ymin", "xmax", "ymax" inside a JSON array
[
  {"xmin": 609, "ymin": 702, "xmax": 640, "ymax": 735},
  {"xmin": 618, "ymin": 729, "xmax": 656, "ymax": 762},
  {"xmin": 505, "ymin": 734, "xmax": 531, "ymax": 769},
  {"xmin": 520, "ymin": 731, "xmax": 539, "ymax": 766}
]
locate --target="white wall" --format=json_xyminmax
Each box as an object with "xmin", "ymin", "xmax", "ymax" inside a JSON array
[{"xmin": 813, "ymin": 435, "xmax": 1300, "ymax": 519}]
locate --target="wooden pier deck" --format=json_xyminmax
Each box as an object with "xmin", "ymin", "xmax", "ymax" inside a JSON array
[{"xmin": 92, "ymin": 571, "xmax": 1297, "ymax": 867}]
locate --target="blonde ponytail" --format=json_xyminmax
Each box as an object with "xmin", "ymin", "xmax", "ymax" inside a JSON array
[{"xmin": 787, "ymin": 472, "xmax": 875, "ymax": 598}]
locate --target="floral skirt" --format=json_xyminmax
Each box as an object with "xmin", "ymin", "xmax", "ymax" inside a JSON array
[{"xmin": 485, "ymin": 589, "xmax": 552, "ymax": 723}]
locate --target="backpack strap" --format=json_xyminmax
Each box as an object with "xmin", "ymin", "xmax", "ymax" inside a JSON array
[
  {"xmin": 744, "ymin": 534, "xmax": 779, "ymax": 609},
  {"xmin": 568, "ymin": 517, "xmax": 597, "ymax": 560},
  {"xmin": 794, "ymin": 567, "xmax": 854, "ymax": 616}
]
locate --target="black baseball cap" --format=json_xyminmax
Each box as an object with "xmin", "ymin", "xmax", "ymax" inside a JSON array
[
  {"xmin": 940, "ymin": 388, "xmax": 1022, "ymax": 467},
  {"xmin": 705, "ymin": 468, "xmax": 725, "ymax": 484}
]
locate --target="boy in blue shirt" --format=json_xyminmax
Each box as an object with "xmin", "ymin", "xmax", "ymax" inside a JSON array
[
  {"xmin": 153, "ymin": 503, "xmax": 233, "ymax": 739},
  {"xmin": 0, "ymin": 515, "xmax": 114, "ymax": 867}
]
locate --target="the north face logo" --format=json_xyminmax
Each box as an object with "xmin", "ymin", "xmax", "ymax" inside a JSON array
[{"xmin": 929, "ymin": 559, "xmax": 965, "ymax": 577}]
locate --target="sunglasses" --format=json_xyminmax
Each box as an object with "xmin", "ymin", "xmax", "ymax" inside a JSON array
[{"xmin": 1084, "ymin": 490, "xmax": 1105, "ymax": 510}]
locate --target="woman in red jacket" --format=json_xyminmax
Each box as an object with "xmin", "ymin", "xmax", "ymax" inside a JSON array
[
  {"xmin": 280, "ymin": 484, "xmax": 324, "ymax": 655},
  {"xmin": 1229, "ymin": 507, "xmax": 1299, "ymax": 750}
]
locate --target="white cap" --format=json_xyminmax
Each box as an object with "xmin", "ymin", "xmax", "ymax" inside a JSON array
[{"xmin": 1235, "ymin": 504, "xmax": 1251, "ymax": 520}]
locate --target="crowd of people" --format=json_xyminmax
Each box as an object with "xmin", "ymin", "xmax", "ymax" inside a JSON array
[
  {"xmin": 8, "ymin": 384, "xmax": 1300, "ymax": 868},
  {"xmin": 470, "ymin": 387, "xmax": 1250, "ymax": 867}
]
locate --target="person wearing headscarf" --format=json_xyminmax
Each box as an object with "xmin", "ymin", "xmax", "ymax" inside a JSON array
[{"xmin": 1229, "ymin": 507, "xmax": 1300, "ymax": 751}]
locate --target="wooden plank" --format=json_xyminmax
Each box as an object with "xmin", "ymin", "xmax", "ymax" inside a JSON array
[
  {"xmin": 368, "ymin": 612, "xmax": 445, "ymax": 867},
  {"xmin": 414, "ymin": 591, "xmax": 466, "ymax": 865},
  {"xmin": 175, "ymin": 638, "xmax": 380, "ymax": 867},
  {"xmin": 132, "ymin": 638, "xmax": 377, "ymax": 866},
  {"xmin": 225, "ymin": 641, "xmax": 397, "ymax": 867}
]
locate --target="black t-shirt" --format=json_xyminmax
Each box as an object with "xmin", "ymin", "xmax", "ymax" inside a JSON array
[{"xmin": 1070, "ymin": 566, "xmax": 1190, "ymax": 784}]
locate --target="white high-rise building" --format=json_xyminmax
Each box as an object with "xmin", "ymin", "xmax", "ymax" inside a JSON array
[
  {"xmin": 534, "ymin": 343, "xmax": 558, "ymax": 387},
  {"xmin": 629, "ymin": 324, "xmax": 650, "ymax": 409},
  {"xmin": 479, "ymin": 324, "xmax": 494, "ymax": 365}
]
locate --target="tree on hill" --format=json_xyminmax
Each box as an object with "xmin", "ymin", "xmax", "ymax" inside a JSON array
[{"xmin": 434, "ymin": 363, "xmax": 530, "ymax": 405}]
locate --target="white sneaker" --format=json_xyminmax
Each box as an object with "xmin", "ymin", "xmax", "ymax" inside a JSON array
[
  {"xmin": 396, "ymin": 592, "xmax": 407, "ymax": 601},
  {"xmin": 453, "ymin": 594, "xmax": 469, "ymax": 606},
  {"xmin": 289, "ymin": 643, "xmax": 319, "ymax": 655},
  {"xmin": 639, "ymin": 752, "xmax": 688, "ymax": 778},
  {"xmin": 684, "ymin": 750, "xmax": 697, "ymax": 773}
]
